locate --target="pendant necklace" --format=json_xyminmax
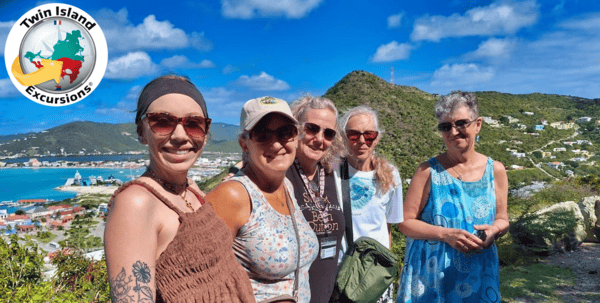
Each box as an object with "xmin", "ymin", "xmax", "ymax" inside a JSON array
[{"xmin": 145, "ymin": 167, "xmax": 194, "ymax": 212}]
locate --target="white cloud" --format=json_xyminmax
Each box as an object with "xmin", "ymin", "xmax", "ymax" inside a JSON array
[
  {"xmin": 0, "ymin": 21, "xmax": 15, "ymax": 56},
  {"xmin": 0, "ymin": 78, "xmax": 21, "ymax": 98},
  {"xmin": 468, "ymin": 38, "xmax": 517, "ymax": 59},
  {"xmin": 222, "ymin": 0, "xmax": 324, "ymax": 19},
  {"xmin": 388, "ymin": 12, "xmax": 404, "ymax": 28},
  {"xmin": 431, "ymin": 63, "xmax": 495, "ymax": 89},
  {"xmin": 95, "ymin": 85, "xmax": 141, "ymax": 117},
  {"xmin": 371, "ymin": 41, "xmax": 412, "ymax": 62},
  {"xmin": 92, "ymin": 8, "xmax": 213, "ymax": 53},
  {"xmin": 160, "ymin": 55, "xmax": 215, "ymax": 69},
  {"xmin": 223, "ymin": 64, "xmax": 239, "ymax": 75},
  {"xmin": 411, "ymin": 0, "xmax": 539, "ymax": 41},
  {"xmin": 558, "ymin": 13, "xmax": 600, "ymax": 31},
  {"xmin": 104, "ymin": 52, "xmax": 160, "ymax": 80},
  {"xmin": 235, "ymin": 72, "xmax": 290, "ymax": 91}
]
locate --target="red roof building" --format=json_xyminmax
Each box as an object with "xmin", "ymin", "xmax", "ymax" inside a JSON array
[
  {"xmin": 18, "ymin": 225, "xmax": 35, "ymax": 232},
  {"xmin": 5, "ymin": 215, "xmax": 30, "ymax": 221},
  {"xmin": 18, "ymin": 199, "xmax": 46, "ymax": 204}
]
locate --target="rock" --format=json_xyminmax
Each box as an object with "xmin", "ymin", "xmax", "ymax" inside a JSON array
[
  {"xmin": 511, "ymin": 201, "xmax": 587, "ymax": 255},
  {"xmin": 578, "ymin": 196, "xmax": 600, "ymax": 242},
  {"xmin": 536, "ymin": 201, "xmax": 587, "ymax": 243}
]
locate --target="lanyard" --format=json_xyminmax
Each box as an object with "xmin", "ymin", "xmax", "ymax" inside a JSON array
[{"xmin": 293, "ymin": 159, "xmax": 330, "ymax": 224}]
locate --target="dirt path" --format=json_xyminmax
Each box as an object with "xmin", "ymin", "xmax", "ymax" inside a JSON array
[{"xmin": 540, "ymin": 242, "xmax": 600, "ymax": 302}]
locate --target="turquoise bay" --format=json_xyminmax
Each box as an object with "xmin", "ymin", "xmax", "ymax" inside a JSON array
[{"xmin": 0, "ymin": 168, "xmax": 143, "ymax": 202}]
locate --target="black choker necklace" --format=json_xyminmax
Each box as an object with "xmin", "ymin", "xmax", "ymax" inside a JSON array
[{"xmin": 144, "ymin": 168, "xmax": 188, "ymax": 195}]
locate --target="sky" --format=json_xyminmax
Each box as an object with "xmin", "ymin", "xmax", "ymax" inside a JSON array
[{"xmin": 1, "ymin": 0, "xmax": 600, "ymax": 136}]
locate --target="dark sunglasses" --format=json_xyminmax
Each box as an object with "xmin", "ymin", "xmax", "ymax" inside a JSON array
[
  {"xmin": 437, "ymin": 118, "xmax": 477, "ymax": 132},
  {"xmin": 346, "ymin": 129, "xmax": 378, "ymax": 144},
  {"xmin": 250, "ymin": 124, "xmax": 298, "ymax": 143},
  {"xmin": 304, "ymin": 122, "xmax": 337, "ymax": 141},
  {"xmin": 143, "ymin": 112, "xmax": 211, "ymax": 139}
]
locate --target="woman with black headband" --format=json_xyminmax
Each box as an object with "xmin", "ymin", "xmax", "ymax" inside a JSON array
[{"xmin": 104, "ymin": 75, "xmax": 255, "ymax": 303}]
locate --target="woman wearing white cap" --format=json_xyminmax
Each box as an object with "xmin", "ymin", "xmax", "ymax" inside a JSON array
[{"xmin": 206, "ymin": 96, "xmax": 318, "ymax": 303}]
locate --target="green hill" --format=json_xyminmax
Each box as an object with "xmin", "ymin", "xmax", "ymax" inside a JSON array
[
  {"xmin": 197, "ymin": 71, "xmax": 600, "ymax": 191},
  {"xmin": 324, "ymin": 71, "xmax": 600, "ymax": 184},
  {"xmin": 0, "ymin": 121, "xmax": 241, "ymax": 158}
]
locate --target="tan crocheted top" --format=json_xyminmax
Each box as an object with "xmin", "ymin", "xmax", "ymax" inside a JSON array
[{"xmin": 110, "ymin": 180, "xmax": 256, "ymax": 303}]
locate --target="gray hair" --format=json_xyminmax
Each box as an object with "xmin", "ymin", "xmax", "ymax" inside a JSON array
[
  {"xmin": 434, "ymin": 91, "xmax": 479, "ymax": 121},
  {"xmin": 290, "ymin": 95, "xmax": 343, "ymax": 173},
  {"xmin": 340, "ymin": 105, "xmax": 384, "ymax": 135}
]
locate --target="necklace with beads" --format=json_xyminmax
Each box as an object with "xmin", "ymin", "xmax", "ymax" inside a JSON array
[{"xmin": 144, "ymin": 167, "xmax": 194, "ymax": 212}]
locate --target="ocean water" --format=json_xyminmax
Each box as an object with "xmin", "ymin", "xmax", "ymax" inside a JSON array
[{"xmin": 0, "ymin": 167, "xmax": 144, "ymax": 203}]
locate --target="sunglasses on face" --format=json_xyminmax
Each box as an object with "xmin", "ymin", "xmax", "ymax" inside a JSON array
[
  {"xmin": 437, "ymin": 118, "xmax": 477, "ymax": 133},
  {"xmin": 304, "ymin": 122, "xmax": 337, "ymax": 141},
  {"xmin": 346, "ymin": 129, "xmax": 378, "ymax": 145},
  {"xmin": 143, "ymin": 112, "xmax": 211, "ymax": 139},
  {"xmin": 250, "ymin": 124, "xmax": 298, "ymax": 143}
]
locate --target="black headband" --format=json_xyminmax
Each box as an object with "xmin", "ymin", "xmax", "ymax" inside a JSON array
[{"xmin": 135, "ymin": 78, "xmax": 208, "ymax": 124}]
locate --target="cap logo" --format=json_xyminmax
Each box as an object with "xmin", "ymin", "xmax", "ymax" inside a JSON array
[{"xmin": 259, "ymin": 96, "xmax": 278, "ymax": 105}]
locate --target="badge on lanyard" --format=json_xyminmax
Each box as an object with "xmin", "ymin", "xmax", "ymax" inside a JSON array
[{"xmin": 320, "ymin": 236, "xmax": 337, "ymax": 259}]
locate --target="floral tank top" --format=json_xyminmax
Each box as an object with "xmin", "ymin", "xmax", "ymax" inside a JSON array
[{"xmin": 231, "ymin": 173, "xmax": 319, "ymax": 303}]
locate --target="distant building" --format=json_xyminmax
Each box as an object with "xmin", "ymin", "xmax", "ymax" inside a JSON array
[
  {"xmin": 510, "ymin": 165, "xmax": 524, "ymax": 170},
  {"xmin": 511, "ymin": 152, "xmax": 526, "ymax": 158},
  {"xmin": 523, "ymin": 111, "xmax": 534, "ymax": 116},
  {"xmin": 27, "ymin": 207, "xmax": 53, "ymax": 219},
  {"xmin": 535, "ymin": 125, "xmax": 544, "ymax": 131},
  {"xmin": 541, "ymin": 151, "xmax": 552, "ymax": 158},
  {"xmin": 547, "ymin": 162, "xmax": 565, "ymax": 169},
  {"xmin": 554, "ymin": 147, "xmax": 566, "ymax": 152},
  {"xmin": 577, "ymin": 117, "xmax": 592, "ymax": 123}
]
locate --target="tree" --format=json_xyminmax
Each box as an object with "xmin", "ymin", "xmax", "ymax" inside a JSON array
[
  {"xmin": 532, "ymin": 151, "xmax": 543, "ymax": 159},
  {"xmin": 15, "ymin": 210, "xmax": 25, "ymax": 215},
  {"xmin": 500, "ymin": 116, "xmax": 510, "ymax": 125}
]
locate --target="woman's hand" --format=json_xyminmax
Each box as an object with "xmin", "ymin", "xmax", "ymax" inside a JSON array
[
  {"xmin": 442, "ymin": 228, "xmax": 484, "ymax": 253},
  {"xmin": 474, "ymin": 224, "xmax": 500, "ymax": 248}
]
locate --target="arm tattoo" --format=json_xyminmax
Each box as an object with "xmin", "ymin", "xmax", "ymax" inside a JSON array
[{"xmin": 109, "ymin": 261, "xmax": 155, "ymax": 303}]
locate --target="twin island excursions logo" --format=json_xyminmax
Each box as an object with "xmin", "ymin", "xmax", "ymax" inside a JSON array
[{"xmin": 4, "ymin": 3, "xmax": 108, "ymax": 106}]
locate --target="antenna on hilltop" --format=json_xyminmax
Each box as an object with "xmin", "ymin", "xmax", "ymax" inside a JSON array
[{"xmin": 390, "ymin": 67, "xmax": 394, "ymax": 85}]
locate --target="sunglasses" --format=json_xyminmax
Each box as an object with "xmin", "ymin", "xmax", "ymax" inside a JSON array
[
  {"xmin": 304, "ymin": 122, "xmax": 337, "ymax": 141},
  {"xmin": 250, "ymin": 124, "xmax": 298, "ymax": 143},
  {"xmin": 437, "ymin": 118, "xmax": 477, "ymax": 132},
  {"xmin": 346, "ymin": 129, "xmax": 378, "ymax": 145},
  {"xmin": 143, "ymin": 112, "xmax": 211, "ymax": 138}
]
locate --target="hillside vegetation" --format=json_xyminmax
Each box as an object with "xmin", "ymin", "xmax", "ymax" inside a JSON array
[
  {"xmin": 0, "ymin": 122, "xmax": 241, "ymax": 157},
  {"xmin": 324, "ymin": 71, "xmax": 600, "ymax": 183}
]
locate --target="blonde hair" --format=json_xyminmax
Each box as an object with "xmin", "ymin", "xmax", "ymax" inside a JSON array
[
  {"xmin": 290, "ymin": 95, "xmax": 343, "ymax": 173},
  {"xmin": 340, "ymin": 105, "xmax": 397, "ymax": 194}
]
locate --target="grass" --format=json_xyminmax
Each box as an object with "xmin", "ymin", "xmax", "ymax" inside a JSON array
[
  {"xmin": 500, "ymin": 263, "xmax": 576, "ymax": 303},
  {"xmin": 32, "ymin": 231, "xmax": 57, "ymax": 244}
]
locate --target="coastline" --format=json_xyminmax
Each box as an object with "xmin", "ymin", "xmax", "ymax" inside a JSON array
[{"xmin": 55, "ymin": 186, "xmax": 118, "ymax": 196}]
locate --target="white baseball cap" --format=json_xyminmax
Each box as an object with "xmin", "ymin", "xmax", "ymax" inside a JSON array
[{"xmin": 240, "ymin": 96, "xmax": 298, "ymax": 131}]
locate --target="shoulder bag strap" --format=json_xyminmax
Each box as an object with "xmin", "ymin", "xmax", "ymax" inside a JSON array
[
  {"xmin": 342, "ymin": 158, "xmax": 354, "ymax": 250},
  {"xmin": 284, "ymin": 187, "xmax": 301, "ymax": 301}
]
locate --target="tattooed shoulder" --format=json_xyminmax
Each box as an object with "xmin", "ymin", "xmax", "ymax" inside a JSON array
[{"xmin": 109, "ymin": 261, "xmax": 154, "ymax": 303}]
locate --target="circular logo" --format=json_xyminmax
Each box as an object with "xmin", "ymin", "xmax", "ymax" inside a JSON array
[{"xmin": 4, "ymin": 3, "xmax": 107, "ymax": 106}]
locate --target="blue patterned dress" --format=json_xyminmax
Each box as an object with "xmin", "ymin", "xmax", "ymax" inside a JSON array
[{"xmin": 396, "ymin": 157, "xmax": 500, "ymax": 303}]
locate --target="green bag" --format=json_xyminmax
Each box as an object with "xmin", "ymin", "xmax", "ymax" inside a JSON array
[
  {"xmin": 332, "ymin": 160, "xmax": 399, "ymax": 303},
  {"xmin": 334, "ymin": 237, "xmax": 399, "ymax": 303}
]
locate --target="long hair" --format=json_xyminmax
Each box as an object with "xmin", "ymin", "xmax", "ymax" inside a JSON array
[
  {"xmin": 290, "ymin": 95, "xmax": 344, "ymax": 173},
  {"xmin": 339, "ymin": 105, "xmax": 397, "ymax": 194}
]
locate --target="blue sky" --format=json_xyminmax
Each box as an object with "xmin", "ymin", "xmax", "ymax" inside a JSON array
[{"xmin": 1, "ymin": 0, "xmax": 600, "ymax": 136}]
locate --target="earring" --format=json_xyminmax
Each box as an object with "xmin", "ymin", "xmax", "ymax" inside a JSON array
[{"xmin": 476, "ymin": 135, "xmax": 480, "ymax": 142}]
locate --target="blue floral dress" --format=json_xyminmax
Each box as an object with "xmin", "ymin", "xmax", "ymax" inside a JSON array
[{"xmin": 396, "ymin": 157, "xmax": 500, "ymax": 303}]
